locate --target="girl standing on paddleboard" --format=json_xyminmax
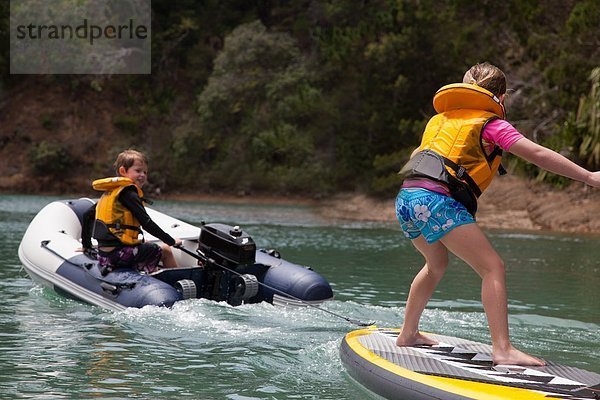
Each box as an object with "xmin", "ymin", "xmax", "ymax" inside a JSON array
[{"xmin": 395, "ymin": 62, "xmax": 600, "ymax": 366}]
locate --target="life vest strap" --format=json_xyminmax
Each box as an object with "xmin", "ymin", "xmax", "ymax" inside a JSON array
[
  {"xmin": 485, "ymin": 145, "xmax": 507, "ymax": 176},
  {"xmin": 105, "ymin": 223, "xmax": 142, "ymax": 232},
  {"xmin": 442, "ymin": 157, "xmax": 482, "ymax": 197}
]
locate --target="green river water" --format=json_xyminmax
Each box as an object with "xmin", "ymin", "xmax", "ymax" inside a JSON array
[{"xmin": 0, "ymin": 194, "xmax": 598, "ymax": 399}]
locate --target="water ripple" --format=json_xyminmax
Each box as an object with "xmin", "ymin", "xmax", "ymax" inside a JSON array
[{"xmin": 2, "ymin": 195, "xmax": 599, "ymax": 398}]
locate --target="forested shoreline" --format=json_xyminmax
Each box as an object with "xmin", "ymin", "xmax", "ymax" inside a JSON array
[{"xmin": 0, "ymin": 1, "xmax": 598, "ymax": 198}]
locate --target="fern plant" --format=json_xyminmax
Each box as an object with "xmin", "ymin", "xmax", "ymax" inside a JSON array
[{"xmin": 577, "ymin": 67, "xmax": 600, "ymax": 169}]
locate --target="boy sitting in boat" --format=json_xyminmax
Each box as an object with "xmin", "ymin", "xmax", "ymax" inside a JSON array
[{"xmin": 82, "ymin": 149, "xmax": 181, "ymax": 275}]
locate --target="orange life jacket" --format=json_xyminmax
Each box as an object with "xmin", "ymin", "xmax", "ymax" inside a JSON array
[
  {"xmin": 92, "ymin": 177, "xmax": 144, "ymax": 245},
  {"xmin": 417, "ymin": 83, "xmax": 505, "ymax": 195}
]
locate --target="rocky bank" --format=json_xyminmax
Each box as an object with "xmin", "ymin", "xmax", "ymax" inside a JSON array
[{"xmin": 317, "ymin": 175, "xmax": 600, "ymax": 234}]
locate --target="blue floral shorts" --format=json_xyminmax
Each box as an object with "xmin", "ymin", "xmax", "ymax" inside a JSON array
[{"xmin": 395, "ymin": 188, "xmax": 475, "ymax": 243}]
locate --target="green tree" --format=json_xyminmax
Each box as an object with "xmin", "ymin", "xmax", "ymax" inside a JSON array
[
  {"xmin": 577, "ymin": 68, "xmax": 600, "ymax": 169},
  {"xmin": 174, "ymin": 20, "xmax": 331, "ymax": 193}
]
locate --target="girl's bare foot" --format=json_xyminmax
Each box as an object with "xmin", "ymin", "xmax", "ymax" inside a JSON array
[
  {"xmin": 493, "ymin": 346, "xmax": 545, "ymax": 366},
  {"xmin": 396, "ymin": 331, "xmax": 438, "ymax": 347}
]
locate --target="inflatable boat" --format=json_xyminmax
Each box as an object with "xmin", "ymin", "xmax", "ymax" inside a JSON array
[{"xmin": 18, "ymin": 198, "xmax": 334, "ymax": 311}]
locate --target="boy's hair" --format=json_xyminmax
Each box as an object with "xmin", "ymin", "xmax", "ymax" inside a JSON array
[
  {"xmin": 463, "ymin": 62, "xmax": 507, "ymax": 97},
  {"xmin": 114, "ymin": 149, "xmax": 148, "ymax": 175}
]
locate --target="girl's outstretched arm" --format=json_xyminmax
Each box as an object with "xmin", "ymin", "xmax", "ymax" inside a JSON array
[{"xmin": 509, "ymin": 137, "xmax": 600, "ymax": 187}]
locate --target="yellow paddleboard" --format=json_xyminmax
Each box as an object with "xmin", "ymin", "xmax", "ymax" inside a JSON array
[{"xmin": 340, "ymin": 327, "xmax": 600, "ymax": 400}]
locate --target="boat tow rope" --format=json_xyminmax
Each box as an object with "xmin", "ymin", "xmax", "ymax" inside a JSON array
[
  {"xmin": 175, "ymin": 245, "xmax": 375, "ymax": 327},
  {"xmin": 40, "ymin": 240, "xmax": 136, "ymax": 293}
]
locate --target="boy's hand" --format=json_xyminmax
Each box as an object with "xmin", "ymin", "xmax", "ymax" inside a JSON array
[{"xmin": 173, "ymin": 239, "xmax": 183, "ymax": 247}]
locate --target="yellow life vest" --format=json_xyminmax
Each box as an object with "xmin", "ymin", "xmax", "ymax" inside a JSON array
[
  {"xmin": 418, "ymin": 83, "xmax": 505, "ymax": 195},
  {"xmin": 433, "ymin": 83, "xmax": 505, "ymax": 119},
  {"xmin": 92, "ymin": 177, "xmax": 144, "ymax": 246}
]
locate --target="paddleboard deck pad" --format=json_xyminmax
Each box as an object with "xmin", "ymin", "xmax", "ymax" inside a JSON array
[{"xmin": 340, "ymin": 327, "xmax": 600, "ymax": 400}]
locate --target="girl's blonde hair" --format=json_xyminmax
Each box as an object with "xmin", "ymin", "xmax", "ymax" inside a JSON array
[
  {"xmin": 463, "ymin": 62, "xmax": 507, "ymax": 97},
  {"xmin": 114, "ymin": 149, "xmax": 148, "ymax": 175}
]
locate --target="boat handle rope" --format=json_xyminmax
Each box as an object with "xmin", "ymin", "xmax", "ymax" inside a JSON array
[
  {"xmin": 175, "ymin": 244, "xmax": 375, "ymax": 327},
  {"xmin": 40, "ymin": 240, "xmax": 135, "ymax": 292}
]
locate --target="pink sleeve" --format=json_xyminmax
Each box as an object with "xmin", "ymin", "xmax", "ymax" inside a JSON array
[{"xmin": 482, "ymin": 119, "xmax": 524, "ymax": 151}]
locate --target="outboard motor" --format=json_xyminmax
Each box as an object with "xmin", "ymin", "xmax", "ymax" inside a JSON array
[{"xmin": 197, "ymin": 223, "xmax": 259, "ymax": 305}]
